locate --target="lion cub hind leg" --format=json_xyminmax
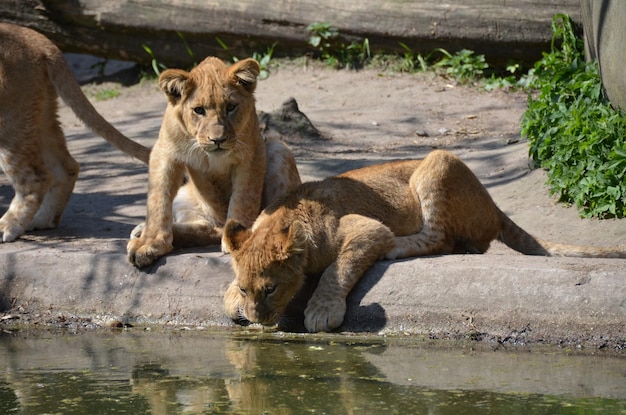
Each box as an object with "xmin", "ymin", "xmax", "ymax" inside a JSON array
[
  {"xmin": 304, "ymin": 214, "xmax": 395, "ymax": 332},
  {"xmin": 30, "ymin": 125, "xmax": 80, "ymax": 231},
  {"xmin": 385, "ymin": 224, "xmax": 450, "ymax": 260},
  {"xmin": 386, "ymin": 150, "xmax": 500, "ymax": 259},
  {"xmin": 0, "ymin": 175, "xmax": 46, "ymax": 241},
  {"xmin": 262, "ymin": 139, "xmax": 302, "ymax": 206},
  {"xmin": 170, "ymin": 222, "xmax": 222, "ymax": 248},
  {"xmin": 0, "ymin": 147, "xmax": 55, "ymax": 242},
  {"xmin": 173, "ymin": 184, "xmax": 224, "ymax": 248}
]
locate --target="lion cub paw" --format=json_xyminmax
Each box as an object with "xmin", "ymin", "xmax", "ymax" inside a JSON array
[
  {"xmin": 0, "ymin": 220, "xmax": 24, "ymax": 243},
  {"xmin": 129, "ymin": 222, "xmax": 145, "ymax": 239},
  {"xmin": 304, "ymin": 296, "xmax": 346, "ymax": 333},
  {"xmin": 223, "ymin": 281, "xmax": 250, "ymax": 325},
  {"xmin": 384, "ymin": 247, "xmax": 403, "ymax": 260},
  {"xmin": 223, "ymin": 281, "xmax": 242, "ymax": 319},
  {"xmin": 127, "ymin": 236, "xmax": 173, "ymax": 268}
]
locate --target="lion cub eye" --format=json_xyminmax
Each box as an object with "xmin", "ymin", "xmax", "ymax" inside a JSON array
[
  {"xmin": 226, "ymin": 103, "xmax": 238, "ymax": 115},
  {"xmin": 238, "ymin": 286, "xmax": 247, "ymax": 296},
  {"xmin": 264, "ymin": 285, "xmax": 276, "ymax": 296},
  {"xmin": 193, "ymin": 107, "xmax": 206, "ymax": 116}
]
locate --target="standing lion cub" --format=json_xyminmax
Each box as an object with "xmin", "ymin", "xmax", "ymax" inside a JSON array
[
  {"xmin": 127, "ymin": 57, "xmax": 301, "ymax": 268},
  {"xmin": 0, "ymin": 24, "xmax": 151, "ymax": 242},
  {"xmin": 223, "ymin": 150, "xmax": 626, "ymax": 333}
]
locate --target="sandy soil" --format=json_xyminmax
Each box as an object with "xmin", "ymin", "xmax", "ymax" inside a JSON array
[{"xmin": 64, "ymin": 57, "xmax": 626, "ymax": 250}]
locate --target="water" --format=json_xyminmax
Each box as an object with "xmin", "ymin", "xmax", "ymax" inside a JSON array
[{"xmin": 1, "ymin": 327, "xmax": 625, "ymax": 414}]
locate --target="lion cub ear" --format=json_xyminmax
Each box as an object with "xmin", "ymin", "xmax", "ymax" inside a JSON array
[
  {"xmin": 229, "ymin": 58, "xmax": 261, "ymax": 93},
  {"xmin": 282, "ymin": 220, "xmax": 307, "ymax": 258},
  {"xmin": 223, "ymin": 219, "xmax": 252, "ymax": 253},
  {"xmin": 158, "ymin": 69, "xmax": 191, "ymax": 105}
]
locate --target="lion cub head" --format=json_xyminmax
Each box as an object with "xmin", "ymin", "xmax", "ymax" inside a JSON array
[
  {"xmin": 223, "ymin": 215, "xmax": 309, "ymax": 326},
  {"xmin": 158, "ymin": 57, "xmax": 260, "ymax": 154}
]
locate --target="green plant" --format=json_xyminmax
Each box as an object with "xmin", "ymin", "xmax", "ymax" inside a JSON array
[
  {"xmin": 396, "ymin": 42, "xmax": 429, "ymax": 72},
  {"xmin": 217, "ymin": 37, "xmax": 276, "ymax": 80},
  {"xmin": 521, "ymin": 14, "xmax": 626, "ymax": 218},
  {"xmin": 142, "ymin": 43, "xmax": 167, "ymax": 77},
  {"xmin": 307, "ymin": 22, "xmax": 370, "ymax": 69},
  {"xmin": 483, "ymin": 62, "xmax": 526, "ymax": 90},
  {"xmin": 87, "ymin": 85, "xmax": 121, "ymax": 101},
  {"xmin": 95, "ymin": 88, "xmax": 120, "ymax": 101},
  {"xmin": 177, "ymin": 31, "xmax": 197, "ymax": 66},
  {"xmin": 307, "ymin": 22, "xmax": 338, "ymax": 51},
  {"xmin": 433, "ymin": 48, "xmax": 488, "ymax": 83},
  {"xmin": 249, "ymin": 43, "xmax": 277, "ymax": 80},
  {"xmin": 142, "ymin": 32, "xmax": 197, "ymax": 77},
  {"xmin": 89, "ymin": 59, "xmax": 109, "ymax": 78}
]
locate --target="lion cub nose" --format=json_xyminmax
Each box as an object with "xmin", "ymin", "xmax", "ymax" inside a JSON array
[{"xmin": 210, "ymin": 137, "xmax": 226, "ymax": 145}]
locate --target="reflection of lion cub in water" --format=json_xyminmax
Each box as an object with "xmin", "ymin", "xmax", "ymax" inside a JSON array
[
  {"xmin": 127, "ymin": 57, "xmax": 301, "ymax": 268},
  {"xmin": 0, "ymin": 23, "xmax": 150, "ymax": 242},
  {"xmin": 223, "ymin": 150, "xmax": 626, "ymax": 332}
]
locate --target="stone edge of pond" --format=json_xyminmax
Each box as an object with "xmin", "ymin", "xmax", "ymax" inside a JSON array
[{"xmin": 1, "ymin": 248, "xmax": 625, "ymax": 353}]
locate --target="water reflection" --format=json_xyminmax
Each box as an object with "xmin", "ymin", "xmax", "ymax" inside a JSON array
[{"xmin": 0, "ymin": 328, "xmax": 625, "ymax": 414}]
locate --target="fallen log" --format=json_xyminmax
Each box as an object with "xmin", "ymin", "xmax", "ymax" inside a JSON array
[{"xmin": 0, "ymin": 0, "xmax": 580, "ymax": 68}]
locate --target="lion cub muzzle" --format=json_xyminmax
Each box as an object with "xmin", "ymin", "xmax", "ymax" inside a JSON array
[{"xmin": 195, "ymin": 114, "xmax": 231, "ymax": 153}]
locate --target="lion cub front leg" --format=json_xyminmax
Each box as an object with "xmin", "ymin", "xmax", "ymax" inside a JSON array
[
  {"xmin": 127, "ymin": 154, "xmax": 185, "ymax": 268},
  {"xmin": 304, "ymin": 215, "xmax": 396, "ymax": 332}
]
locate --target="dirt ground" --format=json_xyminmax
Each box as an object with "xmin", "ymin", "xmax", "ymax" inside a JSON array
[
  {"xmin": 1, "ymin": 56, "xmax": 625, "ymax": 347},
  {"xmin": 70, "ymin": 56, "xmax": 626, "ymax": 249}
]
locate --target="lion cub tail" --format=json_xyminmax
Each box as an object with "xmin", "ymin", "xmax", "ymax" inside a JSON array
[
  {"xmin": 497, "ymin": 210, "xmax": 626, "ymax": 259},
  {"xmin": 45, "ymin": 47, "xmax": 151, "ymax": 164}
]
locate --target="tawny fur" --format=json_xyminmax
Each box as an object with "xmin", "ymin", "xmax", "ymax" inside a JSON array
[
  {"xmin": 223, "ymin": 150, "xmax": 626, "ymax": 332},
  {"xmin": 127, "ymin": 57, "xmax": 301, "ymax": 268},
  {"xmin": 0, "ymin": 23, "xmax": 150, "ymax": 242}
]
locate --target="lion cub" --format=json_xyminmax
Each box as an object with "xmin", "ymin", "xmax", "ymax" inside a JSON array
[
  {"xmin": 223, "ymin": 149, "xmax": 626, "ymax": 332},
  {"xmin": 127, "ymin": 57, "xmax": 301, "ymax": 268},
  {"xmin": 0, "ymin": 24, "xmax": 150, "ymax": 242}
]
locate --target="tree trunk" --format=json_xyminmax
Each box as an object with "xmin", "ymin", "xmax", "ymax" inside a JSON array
[{"xmin": 581, "ymin": 0, "xmax": 626, "ymax": 111}]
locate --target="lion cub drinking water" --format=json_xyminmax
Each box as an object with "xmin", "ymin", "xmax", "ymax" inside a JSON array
[
  {"xmin": 0, "ymin": 24, "xmax": 150, "ymax": 242},
  {"xmin": 223, "ymin": 150, "xmax": 626, "ymax": 332},
  {"xmin": 127, "ymin": 57, "xmax": 301, "ymax": 268}
]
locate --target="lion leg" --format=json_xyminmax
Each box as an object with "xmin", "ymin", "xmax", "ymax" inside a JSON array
[
  {"xmin": 262, "ymin": 138, "xmax": 301, "ymax": 206},
  {"xmin": 385, "ymin": 153, "xmax": 457, "ymax": 260},
  {"xmin": 386, "ymin": 150, "xmax": 498, "ymax": 259},
  {"xmin": 224, "ymin": 280, "xmax": 248, "ymax": 324},
  {"xmin": 172, "ymin": 184, "xmax": 223, "ymax": 247},
  {"xmin": 384, "ymin": 173, "xmax": 452, "ymax": 259},
  {"xmin": 127, "ymin": 151, "xmax": 184, "ymax": 268},
  {"xmin": 304, "ymin": 214, "xmax": 395, "ymax": 332},
  {"xmin": 30, "ymin": 122, "xmax": 79, "ymax": 230},
  {"xmin": 170, "ymin": 221, "xmax": 222, "ymax": 247},
  {"xmin": 385, "ymin": 223, "xmax": 451, "ymax": 259},
  {"xmin": 0, "ymin": 142, "xmax": 52, "ymax": 242},
  {"xmin": 130, "ymin": 185, "xmax": 223, "ymax": 248}
]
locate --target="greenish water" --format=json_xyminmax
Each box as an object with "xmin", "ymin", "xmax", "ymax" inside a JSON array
[{"xmin": 0, "ymin": 328, "xmax": 625, "ymax": 414}]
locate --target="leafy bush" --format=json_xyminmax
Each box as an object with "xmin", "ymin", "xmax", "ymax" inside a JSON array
[
  {"xmin": 521, "ymin": 14, "xmax": 626, "ymax": 218},
  {"xmin": 433, "ymin": 48, "xmax": 488, "ymax": 82},
  {"xmin": 307, "ymin": 22, "xmax": 371, "ymax": 69},
  {"xmin": 385, "ymin": 43, "xmax": 494, "ymax": 84}
]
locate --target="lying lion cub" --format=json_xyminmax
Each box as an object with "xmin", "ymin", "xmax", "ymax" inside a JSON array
[
  {"xmin": 0, "ymin": 23, "xmax": 150, "ymax": 242},
  {"xmin": 223, "ymin": 149, "xmax": 626, "ymax": 332},
  {"xmin": 127, "ymin": 57, "xmax": 301, "ymax": 268}
]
